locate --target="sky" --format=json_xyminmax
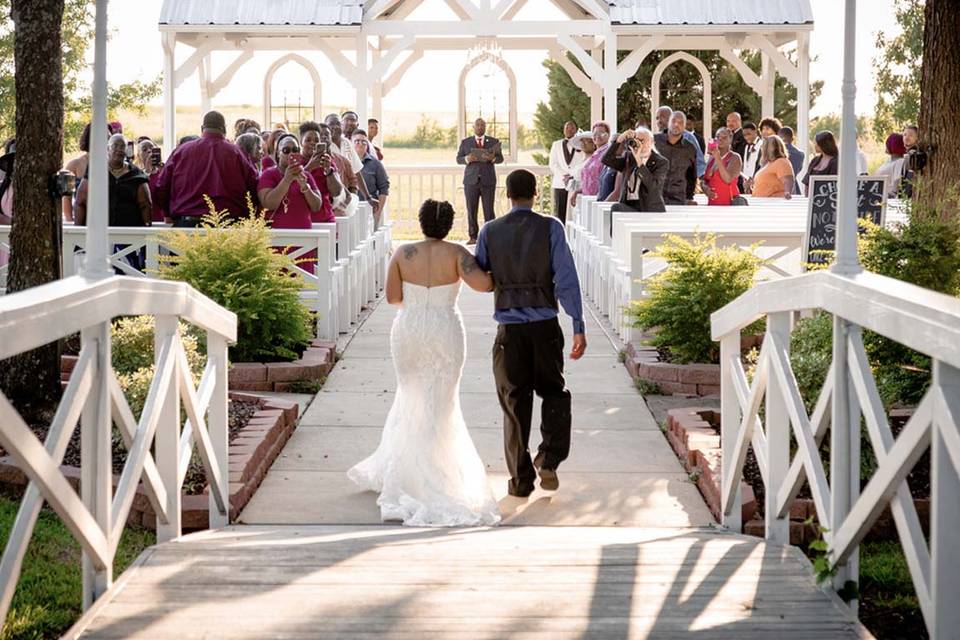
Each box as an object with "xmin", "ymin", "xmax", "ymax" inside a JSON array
[{"xmin": 98, "ymin": 0, "xmax": 902, "ymax": 123}]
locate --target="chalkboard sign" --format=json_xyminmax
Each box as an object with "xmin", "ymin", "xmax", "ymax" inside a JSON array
[{"xmin": 802, "ymin": 175, "xmax": 889, "ymax": 267}]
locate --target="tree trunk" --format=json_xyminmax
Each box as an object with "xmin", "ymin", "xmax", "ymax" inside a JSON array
[
  {"xmin": 0, "ymin": 0, "xmax": 65, "ymax": 420},
  {"xmin": 918, "ymin": 0, "xmax": 960, "ymax": 207}
]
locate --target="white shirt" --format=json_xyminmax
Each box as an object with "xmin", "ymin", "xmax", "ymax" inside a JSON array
[
  {"xmin": 874, "ymin": 157, "xmax": 905, "ymax": 197},
  {"xmin": 332, "ymin": 138, "xmax": 363, "ymax": 174},
  {"xmin": 857, "ymin": 149, "xmax": 868, "ymax": 175},
  {"xmin": 742, "ymin": 141, "xmax": 760, "ymax": 180},
  {"xmin": 548, "ymin": 137, "xmax": 583, "ymax": 189}
]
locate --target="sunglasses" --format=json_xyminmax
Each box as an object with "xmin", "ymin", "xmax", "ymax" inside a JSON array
[{"xmin": 280, "ymin": 147, "xmax": 301, "ymax": 154}]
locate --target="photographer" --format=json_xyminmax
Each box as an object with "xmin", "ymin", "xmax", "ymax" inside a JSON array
[
  {"xmin": 601, "ymin": 127, "xmax": 668, "ymax": 222},
  {"xmin": 901, "ymin": 124, "xmax": 926, "ymax": 199}
]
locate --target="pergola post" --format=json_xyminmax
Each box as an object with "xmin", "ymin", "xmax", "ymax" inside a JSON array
[
  {"xmin": 162, "ymin": 32, "xmax": 177, "ymax": 156},
  {"xmin": 602, "ymin": 34, "xmax": 617, "ymax": 128},
  {"xmin": 371, "ymin": 39, "xmax": 384, "ymax": 137},
  {"xmin": 199, "ymin": 54, "xmax": 211, "ymax": 115},
  {"xmin": 355, "ymin": 35, "xmax": 369, "ymax": 126},
  {"xmin": 797, "ymin": 30, "xmax": 811, "ymax": 157},
  {"xmin": 84, "ymin": 0, "xmax": 111, "ymax": 279},
  {"xmin": 833, "ymin": 0, "xmax": 861, "ymax": 276},
  {"xmin": 590, "ymin": 47, "xmax": 602, "ymax": 124},
  {"xmin": 760, "ymin": 51, "xmax": 775, "ymax": 118}
]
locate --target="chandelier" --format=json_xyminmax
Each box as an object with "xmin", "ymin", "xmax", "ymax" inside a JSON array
[{"xmin": 466, "ymin": 37, "xmax": 503, "ymax": 69}]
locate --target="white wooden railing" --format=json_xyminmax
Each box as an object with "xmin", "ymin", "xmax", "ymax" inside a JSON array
[
  {"xmin": 0, "ymin": 202, "xmax": 391, "ymax": 339},
  {"xmin": 387, "ymin": 164, "xmax": 552, "ymax": 238},
  {"xmin": 0, "ymin": 275, "xmax": 237, "ymax": 626},
  {"xmin": 711, "ymin": 269, "xmax": 960, "ymax": 637}
]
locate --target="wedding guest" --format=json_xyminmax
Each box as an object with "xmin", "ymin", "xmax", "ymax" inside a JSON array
[
  {"xmin": 153, "ymin": 111, "xmax": 259, "ymax": 226},
  {"xmin": 326, "ymin": 113, "xmax": 372, "ymax": 202},
  {"xmin": 135, "ymin": 137, "xmax": 168, "ymax": 223},
  {"xmin": 654, "ymin": 111, "xmax": 698, "ymax": 205},
  {"xmin": 571, "ymin": 121, "xmax": 611, "ymax": 207},
  {"xmin": 779, "ymin": 126, "xmax": 805, "ymax": 194},
  {"xmin": 367, "ymin": 118, "xmax": 384, "ymax": 160},
  {"xmin": 63, "ymin": 123, "xmax": 95, "ymax": 222},
  {"xmin": 299, "ymin": 120, "xmax": 345, "ymax": 221},
  {"xmin": 235, "ymin": 132, "xmax": 264, "ymax": 173},
  {"xmin": 700, "ymin": 127, "xmax": 743, "ymax": 206},
  {"xmin": 759, "ymin": 117, "xmax": 783, "ymax": 140},
  {"xmin": 341, "ymin": 111, "xmax": 360, "ymax": 139},
  {"xmin": 76, "ymin": 133, "xmax": 152, "ymax": 227},
  {"xmin": 548, "ymin": 120, "xmax": 581, "ymax": 223},
  {"xmin": 353, "ymin": 129, "xmax": 389, "ymax": 228},
  {"xmin": 801, "ymin": 130, "xmax": 839, "ymax": 195},
  {"xmin": 261, "ymin": 127, "xmax": 287, "ymax": 171},
  {"xmin": 257, "ymin": 133, "xmax": 324, "ymax": 229},
  {"xmin": 233, "ymin": 118, "xmax": 261, "ymax": 139},
  {"xmin": 602, "ymin": 127, "xmax": 668, "ymax": 216},
  {"xmin": 874, "ymin": 133, "xmax": 907, "ymax": 198},
  {"xmin": 0, "ymin": 139, "xmax": 11, "ymax": 267},
  {"xmin": 656, "ymin": 105, "xmax": 705, "ymax": 176},
  {"xmin": 740, "ymin": 122, "xmax": 762, "ymax": 193},
  {"xmin": 751, "ymin": 135, "xmax": 794, "ymax": 199}
]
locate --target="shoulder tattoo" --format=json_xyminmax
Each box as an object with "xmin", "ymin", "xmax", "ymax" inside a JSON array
[
  {"xmin": 402, "ymin": 244, "xmax": 418, "ymax": 260},
  {"xmin": 459, "ymin": 252, "xmax": 478, "ymax": 274}
]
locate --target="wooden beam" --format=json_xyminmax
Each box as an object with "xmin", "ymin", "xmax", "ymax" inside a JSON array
[
  {"xmin": 443, "ymin": 0, "xmax": 479, "ymax": 20},
  {"xmin": 549, "ymin": 47, "xmax": 598, "ymax": 96},
  {"xmin": 556, "ymin": 34, "xmax": 603, "ymax": 79},
  {"xmin": 718, "ymin": 43, "xmax": 763, "ymax": 93},
  {"xmin": 383, "ymin": 48, "xmax": 424, "ymax": 96},
  {"xmin": 368, "ymin": 34, "xmax": 414, "ymax": 78},
  {"xmin": 746, "ymin": 34, "xmax": 800, "ymax": 85},
  {"xmin": 208, "ymin": 50, "xmax": 253, "ymax": 98},
  {"xmin": 173, "ymin": 37, "xmax": 221, "ymax": 88},
  {"xmin": 310, "ymin": 36, "xmax": 359, "ymax": 79},
  {"xmin": 616, "ymin": 34, "xmax": 664, "ymax": 86}
]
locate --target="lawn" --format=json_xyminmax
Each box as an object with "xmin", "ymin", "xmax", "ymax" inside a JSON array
[
  {"xmin": 0, "ymin": 497, "xmax": 155, "ymax": 640},
  {"xmin": 858, "ymin": 541, "xmax": 928, "ymax": 639}
]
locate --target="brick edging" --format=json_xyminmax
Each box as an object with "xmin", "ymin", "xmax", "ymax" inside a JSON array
[
  {"xmin": 622, "ymin": 343, "xmax": 720, "ymax": 396},
  {"xmin": 228, "ymin": 339, "xmax": 337, "ymax": 392},
  {"xmin": 0, "ymin": 392, "xmax": 299, "ymax": 531}
]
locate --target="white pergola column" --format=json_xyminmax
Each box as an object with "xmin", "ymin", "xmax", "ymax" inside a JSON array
[
  {"xmin": 199, "ymin": 54, "xmax": 211, "ymax": 115},
  {"xmin": 602, "ymin": 34, "xmax": 618, "ymax": 127},
  {"xmin": 355, "ymin": 35, "xmax": 369, "ymax": 126},
  {"xmin": 162, "ymin": 32, "xmax": 177, "ymax": 155},
  {"xmin": 590, "ymin": 47, "xmax": 602, "ymax": 124},
  {"xmin": 760, "ymin": 51, "xmax": 775, "ymax": 118},
  {"xmin": 797, "ymin": 31, "xmax": 811, "ymax": 157},
  {"xmin": 371, "ymin": 39, "xmax": 383, "ymax": 136},
  {"xmin": 832, "ymin": 0, "xmax": 861, "ymax": 275}
]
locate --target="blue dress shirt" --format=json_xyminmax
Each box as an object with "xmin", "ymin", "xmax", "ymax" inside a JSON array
[
  {"xmin": 474, "ymin": 206, "xmax": 585, "ymax": 334},
  {"xmin": 683, "ymin": 130, "xmax": 707, "ymax": 177}
]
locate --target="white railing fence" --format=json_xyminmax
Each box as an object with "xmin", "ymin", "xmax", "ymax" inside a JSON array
[
  {"xmin": 711, "ymin": 270, "xmax": 960, "ymax": 637},
  {"xmin": 386, "ymin": 164, "xmax": 552, "ymax": 239},
  {"xmin": 0, "ymin": 275, "xmax": 237, "ymax": 628},
  {"xmin": 0, "ymin": 202, "xmax": 391, "ymax": 340}
]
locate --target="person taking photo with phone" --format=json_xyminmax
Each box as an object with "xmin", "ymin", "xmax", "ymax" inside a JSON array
[
  {"xmin": 298, "ymin": 121, "xmax": 345, "ymax": 222},
  {"xmin": 136, "ymin": 137, "xmax": 169, "ymax": 222},
  {"xmin": 700, "ymin": 127, "xmax": 743, "ymax": 206}
]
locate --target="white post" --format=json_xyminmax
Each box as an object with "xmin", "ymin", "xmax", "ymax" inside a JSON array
[
  {"xmin": 833, "ymin": 0, "xmax": 862, "ymax": 274},
  {"xmin": 371, "ymin": 39, "xmax": 383, "ymax": 139},
  {"xmin": 765, "ymin": 312, "xmax": 790, "ymax": 545},
  {"xmin": 207, "ymin": 333, "xmax": 229, "ymax": 528},
  {"xmin": 155, "ymin": 316, "xmax": 181, "ymax": 542},
  {"xmin": 602, "ymin": 34, "xmax": 618, "ymax": 128},
  {"xmin": 720, "ymin": 332, "xmax": 742, "ymax": 532},
  {"xmin": 590, "ymin": 47, "xmax": 602, "ymax": 125},
  {"xmin": 80, "ymin": 320, "xmax": 112, "ymax": 608},
  {"xmin": 199, "ymin": 54, "xmax": 211, "ymax": 115},
  {"xmin": 931, "ymin": 360, "xmax": 960, "ymax": 637},
  {"xmin": 760, "ymin": 52, "xmax": 775, "ymax": 118},
  {"xmin": 84, "ymin": 0, "xmax": 110, "ymax": 279},
  {"xmin": 355, "ymin": 35, "xmax": 369, "ymax": 126},
  {"xmin": 797, "ymin": 31, "xmax": 811, "ymax": 160},
  {"xmin": 162, "ymin": 32, "xmax": 177, "ymax": 158},
  {"xmin": 508, "ymin": 61, "xmax": 518, "ymax": 163}
]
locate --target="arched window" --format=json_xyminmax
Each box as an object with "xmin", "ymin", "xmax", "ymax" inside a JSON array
[
  {"xmin": 458, "ymin": 52, "xmax": 518, "ymax": 163},
  {"xmin": 262, "ymin": 54, "xmax": 323, "ymax": 131}
]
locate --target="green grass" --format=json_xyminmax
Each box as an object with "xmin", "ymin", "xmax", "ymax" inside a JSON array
[
  {"xmin": 0, "ymin": 496, "xmax": 155, "ymax": 640},
  {"xmin": 854, "ymin": 541, "xmax": 927, "ymax": 639}
]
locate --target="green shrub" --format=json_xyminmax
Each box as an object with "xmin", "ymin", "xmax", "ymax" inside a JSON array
[
  {"xmin": 789, "ymin": 313, "xmax": 834, "ymax": 414},
  {"xmin": 627, "ymin": 234, "xmax": 764, "ymax": 364},
  {"xmin": 158, "ymin": 197, "xmax": 313, "ymax": 363}
]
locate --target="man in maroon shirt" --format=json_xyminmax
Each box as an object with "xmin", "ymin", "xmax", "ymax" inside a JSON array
[{"xmin": 154, "ymin": 111, "xmax": 260, "ymax": 227}]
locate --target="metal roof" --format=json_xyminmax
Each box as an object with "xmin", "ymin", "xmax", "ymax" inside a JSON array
[
  {"xmin": 159, "ymin": 0, "xmax": 364, "ymax": 27},
  {"xmin": 607, "ymin": 0, "xmax": 813, "ymax": 26}
]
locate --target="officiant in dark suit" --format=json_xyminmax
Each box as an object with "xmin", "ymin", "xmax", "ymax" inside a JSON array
[{"xmin": 457, "ymin": 117, "xmax": 504, "ymax": 244}]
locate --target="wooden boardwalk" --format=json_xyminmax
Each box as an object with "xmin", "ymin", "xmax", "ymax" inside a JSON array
[{"xmin": 69, "ymin": 287, "xmax": 870, "ymax": 639}]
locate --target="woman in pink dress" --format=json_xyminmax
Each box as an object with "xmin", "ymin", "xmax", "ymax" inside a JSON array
[{"xmin": 700, "ymin": 127, "xmax": 743, "ymax": 206}]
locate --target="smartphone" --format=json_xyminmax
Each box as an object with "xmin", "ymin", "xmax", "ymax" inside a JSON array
[
  {"xmin": 288, "ymin": 152, "xmax": 303, "ymax": 167},
  {"xmin": 150, "ymin": 147, "xmax": 162, "ymax": 164},
  {"xmin": 316, "ymin": 142, "xmax": 329, "ymax": 157},
  {"xmin": 707, "ymin": 139, "xmax": 718, "ymax": 152}
]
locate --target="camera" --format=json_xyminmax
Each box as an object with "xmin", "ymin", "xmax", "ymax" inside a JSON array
[
  {"xmin": 624, "ymin": 138, "xmax": 639, "ymax": 149},
  {"xmin": 906, "ymin": 147, "xmax": 927, "ymax": 173}
]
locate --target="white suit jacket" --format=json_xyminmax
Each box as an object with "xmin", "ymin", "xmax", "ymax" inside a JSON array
[{"xmin": 548, "ymin": 137, "xmax": 583, "ymax": 189}]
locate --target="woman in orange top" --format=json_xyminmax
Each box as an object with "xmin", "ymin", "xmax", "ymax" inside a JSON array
[{"xmin": 751, "ymin": 135, "xmax": 794, "ymax": 199}]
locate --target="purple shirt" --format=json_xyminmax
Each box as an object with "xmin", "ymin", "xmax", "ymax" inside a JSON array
[
  {"xmin": 154, "ymin": 132, "xmax": 259, "ymax": 219},
  {"xmin": 580, "ymin": 142, "xmax": 609, "ymax": 196},
  {"xmin": 257, "ymin": 167, "xmax": 319, "ymax": 229}
]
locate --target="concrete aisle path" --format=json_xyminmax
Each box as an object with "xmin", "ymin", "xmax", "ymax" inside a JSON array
[{"xmin": 241, "ymin": 286, "xmax": 714, "ymax": 527}]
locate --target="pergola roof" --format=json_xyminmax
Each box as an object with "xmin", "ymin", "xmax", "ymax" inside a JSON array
[
  {"xmin": 159, "ymin": 0, "xmax": 364, "ymax": 27},
  {"xmin": 607, "ymin": 0, "xmax": 813, "ymax": 26}
]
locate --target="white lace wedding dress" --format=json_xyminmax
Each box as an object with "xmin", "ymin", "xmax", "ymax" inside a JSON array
[{"xmin": 348, "ymin": 281, "xmax": 501, "ymax": 526}]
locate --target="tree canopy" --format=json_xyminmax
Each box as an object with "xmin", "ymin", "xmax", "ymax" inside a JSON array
[
  {"xmin": 0, "ymin": 0, "xmax": 160, "ymax": 150},
  {"xmin": 535, "ymin": 49, "xmax": 822, "ymax": 148},
  {"xmin": 871, "ymin": 0, "xmax": 923, "ymax": 142}
]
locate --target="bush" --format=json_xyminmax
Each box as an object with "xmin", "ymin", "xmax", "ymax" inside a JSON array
[
  {"xmin": 627, "ymin": 234, "xmax": 764, "ymax": 364},
  {"xmin": 158, "ymin": 197, "xmax": 314, "ymax": 363},
  {"xmin": 789, "ymin": 313, "xmax": 833, "ymax": 414}
]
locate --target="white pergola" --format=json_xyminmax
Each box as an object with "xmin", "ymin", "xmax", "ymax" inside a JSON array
[{"xmin": 158, "ymin": 0, "xmax": 813, "ymax": 160}]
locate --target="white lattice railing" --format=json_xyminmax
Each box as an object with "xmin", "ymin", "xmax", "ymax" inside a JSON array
[
  {"xmin": 0, "ymin": 275, "xmax": 237, "ymax": 626},
  {"xmin": 387, "ymin": 164, "xmax": 552, "ymax": 239},
  {"xmin": 711, "ymin": 269, "xmax": 960, "ymax": 637}
]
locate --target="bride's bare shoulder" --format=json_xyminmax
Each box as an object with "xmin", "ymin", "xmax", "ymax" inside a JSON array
[{"xmin": 397, "ymin": 242, "xmax": 423, "ymax": 260}]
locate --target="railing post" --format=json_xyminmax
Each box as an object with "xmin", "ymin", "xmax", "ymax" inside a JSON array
[
  {"xmin": 931, "ymin": 359, "xmax": 960, "ymax": 636},
  {"xmin": 80, "ymin": 320, "xmax": 112, "ymax": 608},
  {"xmin": 720, "ymin": 331, "xmax": 742, "ymax": 532},
  {"xmin": 765, "ymin": 312, "xmax": 791, "ymax": 544},
  {"xmin": 207, "ymin": 333, "xmax": 229, "ymax": 528},
  {"xmin": 831, "ymin": 317, "xmax": 860, "ymax": 602},
  {"xmin": 154, "ymin": 315, "xmax": 181, "ymax": 542}
]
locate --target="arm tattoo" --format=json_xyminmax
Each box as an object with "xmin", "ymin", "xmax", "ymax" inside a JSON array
[
  {"xmin": 459, "ymin": 253, "xmax": 478, "ymax": 274},
  {"xmin": 402, "ymin": 245, "xmax": 418, "ymax": 260}
]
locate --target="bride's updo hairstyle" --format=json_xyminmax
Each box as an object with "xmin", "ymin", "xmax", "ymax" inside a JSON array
[{"xmin": 418, "ymin": 199, "xmax": 455, "ymax": 240}]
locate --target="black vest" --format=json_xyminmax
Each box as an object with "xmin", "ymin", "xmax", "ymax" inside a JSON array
[{"xmin": 484, "ymin": 210, "xmax": 558, "ymax": 311}]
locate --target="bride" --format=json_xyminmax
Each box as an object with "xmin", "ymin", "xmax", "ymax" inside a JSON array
[{"xmin": 348, "ymin": 199, "xmax": 501, "ymax": 526}]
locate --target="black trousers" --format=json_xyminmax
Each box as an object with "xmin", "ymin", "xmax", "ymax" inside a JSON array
[
  {"xmin": 464, "ymin": 183, "xmax": 495, "ymax": 240},
  {"xmin": 492, "ymin": 318, "xmax": 572, "ymax": 494},
  {"xmin": 552, "ymin": 188, "xmax": 569, "ymax": 224}
]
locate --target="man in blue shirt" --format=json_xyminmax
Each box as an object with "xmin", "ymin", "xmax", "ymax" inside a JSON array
[
  {"xmin": 475, "ymin": 169, "xmax": 586, "ymax": 498},
  {"xmin": 779, "ymin": 126, "xmax": 805, "ymax": 195}
]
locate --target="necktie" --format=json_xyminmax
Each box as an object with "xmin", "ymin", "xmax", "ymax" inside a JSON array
[{"xmin": 477, "ymin": 137, "xmax": 483, "ymax": 148}]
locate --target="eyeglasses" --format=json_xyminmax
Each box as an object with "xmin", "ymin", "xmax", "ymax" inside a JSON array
[{"xmin": 280, "ymin": 147, "xmax": 300, "ymax": 154}]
